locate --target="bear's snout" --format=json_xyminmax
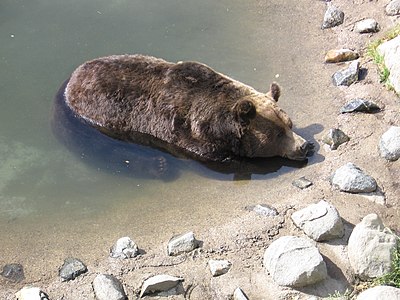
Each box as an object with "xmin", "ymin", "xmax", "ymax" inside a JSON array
[
  {"xmin": 283, "ymin": 136, "xmax": 314, "ymax": 161},
  {"xmin": 301, "ymin": 141, "xmax": 315, "ymax": 157}
]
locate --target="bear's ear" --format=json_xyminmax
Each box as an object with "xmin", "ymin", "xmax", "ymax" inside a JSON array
[
  {"xmin": 266, "ymin": 82, "xmax": 281, "ymax": 102},
  {"xmin": 233, "ymin": 99, "xmax": 256, "ymax": 126}
]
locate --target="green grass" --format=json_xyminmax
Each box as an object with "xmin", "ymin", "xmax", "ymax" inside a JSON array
[
  {"xmin": 366, "ymin": 23, "xmax": 400, "ymax": 89},
  {"xmin": 373, "ymin": 244, "xmax": 400, "ymax": 288},
  {"xmin": 326, "ymin": 289, "xmax": 352, "ymax": 299}
]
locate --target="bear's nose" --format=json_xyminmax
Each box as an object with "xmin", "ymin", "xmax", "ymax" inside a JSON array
[{"xmin": 301, "ymin": 141, "xmax": 314, "ymax": 157}]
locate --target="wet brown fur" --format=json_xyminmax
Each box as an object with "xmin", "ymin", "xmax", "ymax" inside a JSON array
[{"xmin": 65, "ymin": 54, "xmax": 307, "ymax": 161}]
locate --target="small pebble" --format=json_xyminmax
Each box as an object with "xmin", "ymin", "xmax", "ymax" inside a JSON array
[
  {"xmin": 110, "ymin": 236, "xmax": 139, "ymax": 259},
  {"xmin": 140, "ymin": 274, "xmax": 184, "ymax": 297},
  {"xmin": 332, "ymin": 60, "xmax": 360, "ymax": 86},
  {"xmin": 15, "ymin": 287, "xmax": 49, "ymax": 300},
  {"xmin": 233, "ymin": 287, "xmax": 249, "ymax": 300},
  {"xmin": 354, "ymin": 19, "xmax": 379, "ymax": 33},
  {"xmin": 325, "ymin": 49, "xmax": 359, "ymax": 63},
  {"xmin": 209, "ymin": 259, "xmax": 232, "ymax": 276},
  {"xmin": 340, "ymin": 99, "xmax": 380, "ymax": 113},
  {"xmin": 168, "ymin": 232, "xmax": 199, "ymax": 256},
  {"xmin": 292, "ymin": 177, "xmax": 313, "ymax": 189},
  {"xmin": 59, "ymin": 257, "xmax": 87, "ymax": 281},
  {"xmin": 322, "ymin": 128, "xmax": 350, "ymax": 150},
  {"xmin": 251, "ymin": 204, "xmax": 278, "ymax": 216},
  {"xmin": 1, "ymin": 263, "xmax": 24, "ymax": 282},
  {"xmin": 92, "ymin": 274, "xmax": 127, "ymax": 300},
  {"xmin": 322, "ymin": 3, "xmax": 345, "ymax": 29}
]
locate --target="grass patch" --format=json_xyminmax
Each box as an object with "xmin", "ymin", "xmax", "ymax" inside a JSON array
[
  {"xmin": 326, "ymin": 289, "xmax": 352, "ymax": 299},
  {"xmin": 373, "ymin": 244, "xmax": 400, "ymax": 288},
  {"xmin": 366, "ymin": 23, "xmax": 400, "ymax": 89}
]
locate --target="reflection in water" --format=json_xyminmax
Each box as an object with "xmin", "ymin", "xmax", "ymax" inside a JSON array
[{"xmin": 53, "ymin": 80, "xmax": 309, "ymax": 181}]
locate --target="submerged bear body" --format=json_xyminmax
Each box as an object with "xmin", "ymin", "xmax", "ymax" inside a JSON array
[{"xmin": 64, "ymin": 54, "xmax": 311, "ymax": 162}]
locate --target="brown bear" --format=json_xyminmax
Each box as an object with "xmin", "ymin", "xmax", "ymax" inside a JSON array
[{"xmin": 64, "ymin": 54, "xmax": 312, "ymax": 162}]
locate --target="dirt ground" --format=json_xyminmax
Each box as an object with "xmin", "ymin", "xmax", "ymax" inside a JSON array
[{"xmin": 2, "ymin": 0, "xmax": 400, "ymax": 299}]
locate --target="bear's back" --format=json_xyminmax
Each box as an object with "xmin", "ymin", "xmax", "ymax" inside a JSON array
[{"xmin": 64, "ymin": 55, "xmax": 257, "ymax": 160}]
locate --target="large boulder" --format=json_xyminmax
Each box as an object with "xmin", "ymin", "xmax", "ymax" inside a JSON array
[
  {"xmin": 348, "ymin": 214, "xmax": 398, "ymax": 279},
  {"xmin": 263, "ymin": 236, "xmax": 327, "ymax": 287},
  {"xmin": 357, "ymin": 285, "xmax": 400, "ymax": 300},
  {"xmin": 379, "ymin": 126, "xmax": 400, "ymax": 161},
  {"xmin": 291, "ymin": 200, "xmax": 344, "ymax": 241},
  {"xmin": 386, "ymin": 0, "xmax": 400, "ymax": 16},
  {"xmin": 378, "ymin": 35, "xmax": 400, "ymax": 94},
  {"xmin": 331, "ymin": 163, "xmax": 377, "ymax": 193}
]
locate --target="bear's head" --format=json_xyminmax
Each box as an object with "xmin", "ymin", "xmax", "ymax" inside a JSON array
[{"xmin": 234, "ymin": 83, "xmax": 312, "ymax": 160}]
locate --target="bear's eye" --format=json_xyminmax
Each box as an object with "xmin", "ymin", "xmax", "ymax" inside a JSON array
[{"xmin": 277, "ymin": 130, "xmax": 285, "ymax": 139}]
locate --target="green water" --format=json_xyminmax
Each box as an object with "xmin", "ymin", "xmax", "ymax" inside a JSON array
[
  {"xmin": 0, "ymin": 0, "xmax": 291, "ymax": 219},
  {"xmin": 0, "ymin": 0, "xmax": 335, "ymax": 280}
]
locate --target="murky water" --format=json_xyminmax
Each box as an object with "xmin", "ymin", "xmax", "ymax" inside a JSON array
[{"xmin": 0, "ymin": 0, "xmax": 337, "ymax": 283}]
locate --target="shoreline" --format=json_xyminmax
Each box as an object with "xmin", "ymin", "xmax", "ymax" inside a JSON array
[{"xmin": 2, "ymin": 1, "xmax": 400, "ymax": 299}]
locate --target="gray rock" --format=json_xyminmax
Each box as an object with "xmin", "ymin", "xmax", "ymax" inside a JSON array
[
  {"xmin": 348, "ymin": 214, "xmax": 398, "ymax": 280},
  {"xmin": 140, "ymin": 274, "xmax": 183, "ymax": 297},
  {"xmin": 325, "ymin": 49, "xmax": 359, "ymax": 63},
  {"xmin": 331, "ymin": 163, "xmax": 377, "ymax": 193},
  {"xmin": 110, "ymin": 236, "xmax": 139, "ymax": 259},
  {"xmin": 1, "ymin": 263, "xmax": 24, "ymax": 282},
  {"xmin": 59, "ymin": 257, "xmax": 87, "ymax": 282},
  {"xmin": 292, "ymin": 177, "xmax": 313, "ymax": 189},
  {"xmin": 332, "ymin": 60, "xmax": 360, "ymax": 86},
  {"xmin": 357, "ymin": 285, "xmax": 400, "ymax": 300},
  {"xmin": 233, "ymin": 287, "xmax": 249, "ymax": 300},
  {"xmin": 263, "ymin": 236, "xmax": 327, "ymax": 287},
  {"xmin": 322, "ymin": 3, "xmax": 344, "ymax": 29},
  {"xmin": 322, "ymin": 128, "xmax": 350, "ymax": 150},
  {"xmin": 15, "ymin": 287, "xmax": 49, "ymax": 300},
  {"xmin": 354, "ymin": 19, "xmax": 379, "ymax": 33},
  {"xmin": 340, "ymin": 98, "xmax": 380, "ymax": 113},
  {"xmin": 252, "ymin": 204, "xmax": 278, "ymax": 216},
  {"xmin": 208, "ymin": 259, "xmax": 232, "ymax": 276},
  {"xmin": 291, "ymin": 200, "xmax": 344, "ymax": 241},
  {"xmin": 379, "ymin": 126, "xmax": 400, "ymax": 161},
  {"xmin": 378, "ymin": 35, "xmax": 400, "ymax": 94},
  {"xmin": 386, "ymin": 0, "xmax": 400, "ymax": 16},
  {"xmin": 93, "ymin": 274, "xmax": 127, "ymax": 300},
  {"xmin": 168, "ymin": 232, "xmax": 199, "ymax": 256}
]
